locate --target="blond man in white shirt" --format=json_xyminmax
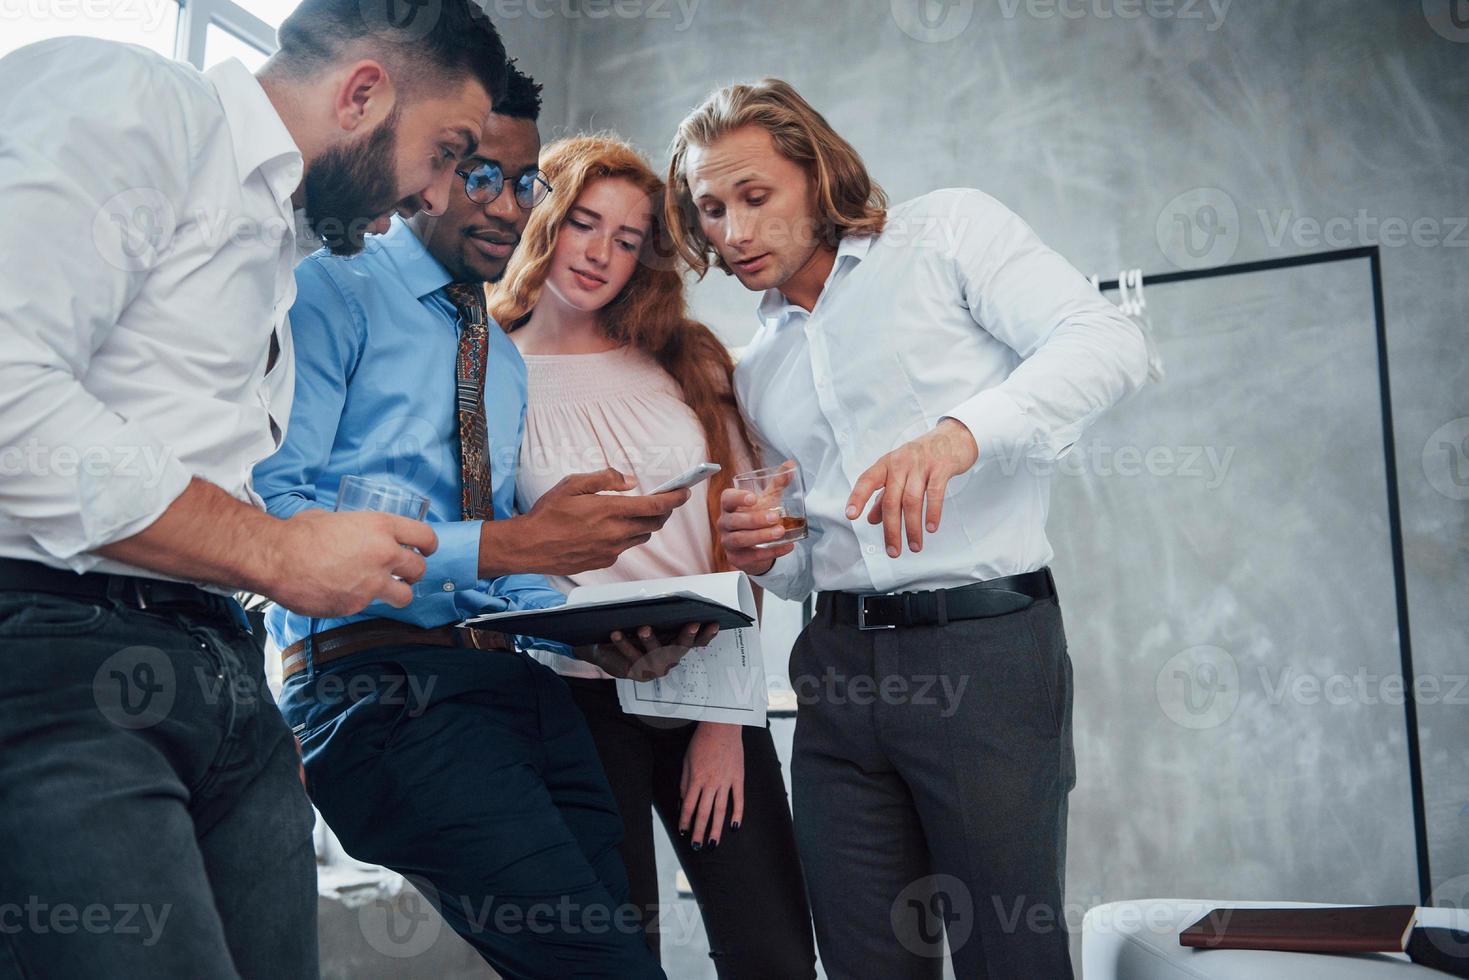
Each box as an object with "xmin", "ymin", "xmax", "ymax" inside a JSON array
[
  {"xmin": 671, "ymin": 79, "xmax": 1150, "ymax": 979},
  {"xmin": 0, "ymin": 3, "xmax": 520, "ymax": 975}
]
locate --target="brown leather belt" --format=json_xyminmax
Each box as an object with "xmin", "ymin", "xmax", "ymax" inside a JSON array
[{"xmin": 280, "ymin": 618, "xmax": 514, "ymax": 680}]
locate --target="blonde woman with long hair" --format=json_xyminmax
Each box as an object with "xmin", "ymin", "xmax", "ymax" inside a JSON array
[{"xmin": 490, "ymin": 134, "xmax": 816, "ymax": 979}]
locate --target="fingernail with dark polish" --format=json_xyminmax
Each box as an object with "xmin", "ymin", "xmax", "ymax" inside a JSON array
[
  {"xmin": 679, "ymin": 828, "xmax": 689, "ymax": 837},
  {"xmin": 708, "ymin": 839, "xmax": 719, "ymax": 850},
  {"xmin": 691, "ymin": 841, "xmax": 702, "ymax": 851},
  {"xmin": 731, "ymin": 822, "xmax": 741, "ymax": 832}
]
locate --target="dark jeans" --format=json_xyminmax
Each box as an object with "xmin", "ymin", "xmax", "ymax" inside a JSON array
[
  {"xmin": 279, "ymin": 644, "xmax": 665, "ymax": 980},
  {"xmin": 562, "ymin": 677, "xmax": 817, "ymax": 980},
  {"xmin": 0, "ymin": 591, "xmax": 318, "ymax": 980},
  {"xmin": 790, "ymin": 595, "xmax": 1076, "ymax": 980}
]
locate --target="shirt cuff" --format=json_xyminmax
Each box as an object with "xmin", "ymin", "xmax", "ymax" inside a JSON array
[
  {"xmin": 519, "ymin": 636, "xmax": 574, "ymax": 660},
  {"xmin": 941, "ymin": 387, "xmax": 1036, "ymax": 472},
  {"xmin": 750, "ymin": 545, "xmax": 813, "ymax": 603},
  {"xmin": 412, "ymin": 519, "xmax": 483, "ymax": 600}
]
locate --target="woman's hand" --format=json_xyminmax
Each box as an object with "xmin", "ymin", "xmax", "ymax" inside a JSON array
[
  {"xmin": 679, "ymin": 722, "xmax": 745, "ymax": 850},
  {"xmin": 576, "ymin": 622, "xmax": 719, "ymax": 680}
]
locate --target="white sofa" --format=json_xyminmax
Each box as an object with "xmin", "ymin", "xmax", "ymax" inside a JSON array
[{"xmin": 1083, "ymin": 899, "xmax": 1469, "ymax": 979}]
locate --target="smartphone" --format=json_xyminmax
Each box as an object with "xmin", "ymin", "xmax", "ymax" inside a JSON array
[{"xmin": 648, "ymin": 462, "xmax": 721, "ymax": 495}]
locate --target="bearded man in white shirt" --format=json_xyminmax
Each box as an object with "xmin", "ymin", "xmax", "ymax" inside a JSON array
[
  {"xmin": 0, "ymin": 3, "xmax": 519, "ymax": 977},
  {"xmin": 671, "ymin": 79, "xmax": 1151, "ymax": 980}
]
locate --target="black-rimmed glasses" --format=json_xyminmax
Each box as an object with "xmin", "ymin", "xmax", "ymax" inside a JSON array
[{"xmin": 455, "ymin": 161, "xmax": 553, "ymax": 209}]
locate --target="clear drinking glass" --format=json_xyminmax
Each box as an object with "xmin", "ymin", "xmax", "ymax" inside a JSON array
[
  {"xmin": 334, "ymin": 475, "xmax": 429, "ymax": 519},
  {"xmin": 733, "ymin": 462, "xmax": 808, "ymax": 549}
]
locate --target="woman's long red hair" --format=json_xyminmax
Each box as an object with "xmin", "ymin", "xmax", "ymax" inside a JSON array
[{"xmin": 488, "ymin": 133, "xmax": 758, "ymax": 570}]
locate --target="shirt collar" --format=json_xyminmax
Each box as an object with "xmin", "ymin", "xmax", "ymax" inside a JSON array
[
  {"xmin": 757, "ymin": 232, "xmax": 875, "ymax": 327},
  {"xmin": 205, "ymin": 58, "xmax": 302, "ymax": 208},
  {"xmin": 377, "ymin": 217, "xmax": 455, "ymax": 300}
]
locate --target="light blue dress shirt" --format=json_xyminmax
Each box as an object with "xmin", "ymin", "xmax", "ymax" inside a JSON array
[{"xmin": 255, "ymin": 218, "xmax": 565, "ymax": 650}]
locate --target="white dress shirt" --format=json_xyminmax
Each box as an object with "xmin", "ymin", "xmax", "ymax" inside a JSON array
[
  {"xmin": 0, "ymin": 39, "xmax": 307, "ymax": 581},
  {"xmin": 735, "ymin": 188, "xmax": 1150, "ymax": 601}
]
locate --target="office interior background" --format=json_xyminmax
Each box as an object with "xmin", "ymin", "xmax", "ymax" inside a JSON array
[{"xmin": 5, "ymin": 1, "xmax": 1465, "ymax": 977}]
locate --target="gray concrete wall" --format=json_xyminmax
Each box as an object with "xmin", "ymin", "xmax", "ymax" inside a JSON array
[{"xmin": 495, "ymin": 1, "xmax": 1467, "ymax": 976}]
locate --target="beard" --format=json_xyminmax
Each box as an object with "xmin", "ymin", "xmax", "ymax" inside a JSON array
[{"xmin": 302, "ymin": 105, "xmax": 402, "ymax": 256}]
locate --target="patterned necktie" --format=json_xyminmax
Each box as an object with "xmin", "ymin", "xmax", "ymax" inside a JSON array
[{"xmin": 443, "ymin": 282, "xmax": 495, "ymax": 522}]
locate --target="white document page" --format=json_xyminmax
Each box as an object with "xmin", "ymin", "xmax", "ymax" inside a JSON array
[{"xmin": 567, "ymin": 572, "xmax": 767, "ymax": 727}]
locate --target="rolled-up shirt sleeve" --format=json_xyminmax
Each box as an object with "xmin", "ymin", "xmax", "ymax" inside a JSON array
[
  {"xmin": 0, "ymin": 43, "xmax": 195, "ymax": 568},
  {"xmin": 940, "ymin": 190, "xmax": 1151, "ymax": 468}
]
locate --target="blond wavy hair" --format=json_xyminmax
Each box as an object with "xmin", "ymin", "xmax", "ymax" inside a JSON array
[
  {"xmin": 666, "ymin": 78, "xmax": 888, "ymax": 278},
  {"xmin": 488, "ymin": 133, "xmax": 757, "ymax": 570}
]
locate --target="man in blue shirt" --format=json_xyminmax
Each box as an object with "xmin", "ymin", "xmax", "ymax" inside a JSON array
[{"xmin": 254, "ymin": 65, "xmax": 703, "ymax": 979}]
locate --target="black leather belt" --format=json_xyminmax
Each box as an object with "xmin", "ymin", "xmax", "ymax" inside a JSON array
[
  {"xmin": 819, "ymin": 568, "xmax": 1056, "ymax": 630},
  {"xmin": 0, "ymin": 557, "xmax": 235, "ymax": 622}
]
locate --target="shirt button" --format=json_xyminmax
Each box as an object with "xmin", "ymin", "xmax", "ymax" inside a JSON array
[
  {"xmin": 441, "ymin": 582, "xmax": 455, "ymax": 593},
  {"xmin": 864, "ymin": 545, "xmax": 876, "ymax": 556}
]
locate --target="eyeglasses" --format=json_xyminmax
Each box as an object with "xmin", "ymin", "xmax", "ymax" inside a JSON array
[{"xmin": 455, "ymin": 161, "xmax": 553, "ymax": 210}]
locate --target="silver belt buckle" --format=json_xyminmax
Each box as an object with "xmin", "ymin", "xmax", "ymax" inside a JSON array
[{"xmin": 855, "ymin": 594, "xmax": 895, "ymax": 630}]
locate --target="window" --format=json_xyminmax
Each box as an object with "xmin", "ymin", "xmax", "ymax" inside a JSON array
[
  {"xmin": 205, "ymin": 22, "xmax": 270, "ymax": 71},
  {"xmin": 1, "ymin": 0, "xmax": 299, "ymax": 69},
  {"xmin": 235, "ymin": 0, "xmax": 301, "ymax": 28},
  {"xmin": 0, "ymin": 2, "xmax": 181, "ymax": 61}
]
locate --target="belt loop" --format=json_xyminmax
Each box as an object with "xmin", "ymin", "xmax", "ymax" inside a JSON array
[
  {"xmin": 820, "ymin": 593, "xmax": 834, "ymax": 628},
  {"xmin": 935, "ymin": 589, "xmax": 948, "ymax": 627},
  {"xmin": 303, "ymin": 617, "xmax": 320, "ymax": 679}
]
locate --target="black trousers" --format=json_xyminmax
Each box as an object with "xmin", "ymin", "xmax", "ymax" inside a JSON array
[
  {"xmin": 283, "ymin": 649, "xmax": 665, "ymax": 980},
  {"xmin": 789, "ymin": 595, "xmax": 1076, "ymax": 980},
  {"xmin": 0, "ymin": 591, "xmax": 317, "ymax": 980},
  {"xmin": 563, "ymin": 677, "xmax": 817, "ymax": 980}
]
